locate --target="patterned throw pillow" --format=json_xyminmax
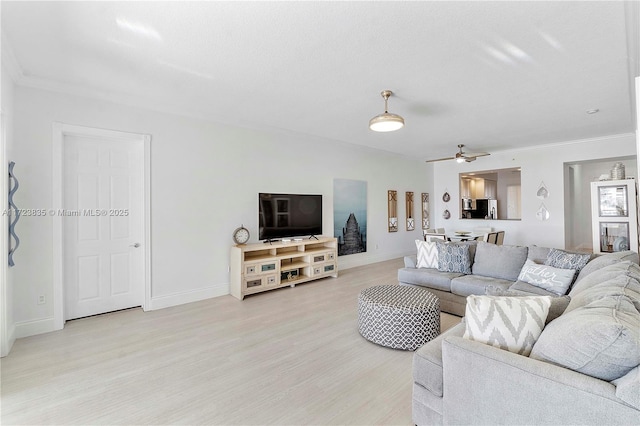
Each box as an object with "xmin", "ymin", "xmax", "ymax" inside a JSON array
[
  {"xmin": 517, "ymin": 259, "xmax": 576, "ymax": 295},
  {"xmin": 436, "ymin": 242, "xmax": 471, "ymax": 274},
  {"xmin": 415, "ymin": 240, "xmax": 438, "ymax": 268},
  {"xmin": 545, "ymin": 249, "xmax": 591, "ymax": 276},
  {"xmin": 464, "ymin": 295, "xmax": 552, "ymax": 356}
]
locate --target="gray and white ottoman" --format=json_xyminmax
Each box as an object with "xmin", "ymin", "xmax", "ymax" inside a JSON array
[{"xmin": 358, "ymin": 285, "xmax": 440, "ymax": 350}]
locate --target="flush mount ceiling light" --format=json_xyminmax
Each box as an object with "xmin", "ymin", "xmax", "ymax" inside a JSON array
[{"xmin": 369, "ymin": 90, "xmax": 404, "ymax": 132}]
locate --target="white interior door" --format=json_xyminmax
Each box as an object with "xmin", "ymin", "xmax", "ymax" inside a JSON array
[{"xmin": 63, "ymin": 134, "xmax": 144, "ymax": 320}]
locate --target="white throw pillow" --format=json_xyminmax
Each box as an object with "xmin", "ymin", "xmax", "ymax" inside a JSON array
[
  {"xmin": 415, "ymin": 239, "xmax": 438, "ymax": 268},
  {"xmin": 518, "ymin": 259, "xmax": 575, "ymax": 295},
  {"xmin": 464, "ymin": 295, "xmax": 552, "ymax": 356}
]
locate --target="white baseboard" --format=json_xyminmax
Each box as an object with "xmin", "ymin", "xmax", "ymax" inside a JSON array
[
  {"xmin": 15, "ymin": 317, "xmax": 56, "ymax": 339},
  {"xmin": 148, "ymin": 282, "xmax": 230, "ymax": 310}
]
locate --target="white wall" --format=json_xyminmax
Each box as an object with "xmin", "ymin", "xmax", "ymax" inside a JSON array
[
  {"xmin": 1, "ymin": 61, "xmax": 16, "ymax": 355},
  {"xmin": 11, "ymin": 86, "xmax": 433, "ymax": 337},
  {"xmin": 431, "ymin": 134, "xmax": 638, "ymax": 249}
]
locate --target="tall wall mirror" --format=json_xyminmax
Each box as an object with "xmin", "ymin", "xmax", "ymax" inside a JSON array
[
  {"xmin": 388, "ymin": 190, "xmax": 398, "ymax": 232},
  {"xmin": 406, "ymin": 191, "xmax": 414, "ymax": 231},
  {"xmin": 459, "ymin": 167, "xmax": 522, "ymax": 220}
]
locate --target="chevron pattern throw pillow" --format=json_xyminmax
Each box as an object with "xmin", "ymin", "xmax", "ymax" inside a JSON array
[
  {"xmin": 415, "ymin": 240, "xmax": 438, "ymax": 268},
  {"xmin": 464, "ymin": 295, "xmax": 552, "ymax": 356}
]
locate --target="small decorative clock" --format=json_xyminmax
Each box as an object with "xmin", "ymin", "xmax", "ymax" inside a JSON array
[{"xmin": 232, "ymin": 225, "xmax": 250, "ymax": 245}]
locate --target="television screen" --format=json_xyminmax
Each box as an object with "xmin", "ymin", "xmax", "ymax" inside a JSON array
[{"xmin": 259, "ymin": 193, "xmax": 322, "ymax": 240}]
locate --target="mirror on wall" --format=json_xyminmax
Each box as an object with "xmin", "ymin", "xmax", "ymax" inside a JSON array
[
  {"xmin": 406, "ymin": 192, "xmax": 414, "ymax": 231},
  {"xmin": 388, "ymin": 190, "xmax": 398, "ymax": 232},
  {"xmin": 421, "ymin": 193, "xmax": 430, "ymax": 230},
  {"xmin": 459, "ymin": 167, "xmax": 521, "ymax": 220}
]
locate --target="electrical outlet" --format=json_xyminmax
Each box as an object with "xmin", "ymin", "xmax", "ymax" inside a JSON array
[{"xmin": 37, "ymin": 295, "xmax": 46, "ymax": 305}]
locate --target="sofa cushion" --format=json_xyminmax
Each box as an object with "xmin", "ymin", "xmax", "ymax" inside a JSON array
[
  {"xmin": 397, "ymin": 268, "xmax": 462, "ymax": 292},
  {"xmin": 517, "ymin": 259, "xmax": 575, "ymax": 295},
  {"xmin": 565, "ymin": 263, "xmax": 640, "ymax": 314},
  {"xmin": 485, "ymin": 285, "xmax": 570, "ymax": 324},
  {"xmin": 527, "ymin": 245, "xmax": 551, "ymax": 264},
  {"xmin": 544, "ymin": 248, "xmax": 591, "ymax": 278},
  {"xmin": 530, "ymin": 295, "xmax": 640, "ymax": 381},
  {"xmin": 450, "ymin": 274, "xmax": 512, "ymax": 297},
  {"xmin": 612, "ymin": 366, "xmax": 640, "ymax": 410},
  {"xmin": 416, "ymin": 240, "xmax": 438, "ymax": 268},
  {"xmin": 575, "ymin": 250, "xmax": 639, "ymax": 284},
  {"xmin": 472, "ymin": 242, "xmax": 528, "ymax": 281},
  {"xmin": 436, "ymin": 241, "xmax": 472, "ymax": 274},
  {"xmin": 569, "ymin": 261, "xmax": 640, "ymax": 296},
  {"xmin": 509, "ymin": 280, "xmax": 559, "ymax": 297},
  {"xmin": 413, "ymin": 322, "xmax": 465, "ymax": 397},
  {"xmin": 463, "ymin": 295, "xmax": 551, "ymax": 356}
]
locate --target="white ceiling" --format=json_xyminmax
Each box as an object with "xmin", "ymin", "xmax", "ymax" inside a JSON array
[{"xmin": 2, "ymin": 1, "xmax": 639, "ymax": 160}]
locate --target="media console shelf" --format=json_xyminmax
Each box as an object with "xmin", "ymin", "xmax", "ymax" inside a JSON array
[{"xmin": 230, "ymin": 237, "xmax": 338, "ymax": 300}]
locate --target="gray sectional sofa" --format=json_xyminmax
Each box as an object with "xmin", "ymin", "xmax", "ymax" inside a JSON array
[{"xmin": 402, "ymin": 242, "xmax": 640, "ymax": 425}]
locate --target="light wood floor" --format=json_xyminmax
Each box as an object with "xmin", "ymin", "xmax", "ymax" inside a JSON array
[{"xmin": 1, "ymin": 258, "xmax": 461, "ymax": 425}]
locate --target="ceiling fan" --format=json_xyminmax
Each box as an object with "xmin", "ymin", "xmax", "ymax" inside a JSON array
[{"xmin": 426, "ymin": 144, "xmax": 490, "ymax": 163}]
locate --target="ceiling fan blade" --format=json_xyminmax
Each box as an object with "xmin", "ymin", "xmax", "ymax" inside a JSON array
[
  {"xmin": 463, "ymin": 152, "xmax": 490, "ymax": 158},
  {"xmin": 425, "ymin": 156, "xmax": 456, "ymax": 163}
]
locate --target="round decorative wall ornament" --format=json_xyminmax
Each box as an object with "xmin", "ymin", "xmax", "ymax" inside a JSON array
[
  {"xmin": 443, "ymin": 209, "xmax": 451, "ymax": 220},
  {"xmin": 442, "ymin": 192, "xmax": 450, "ymax": 202}
]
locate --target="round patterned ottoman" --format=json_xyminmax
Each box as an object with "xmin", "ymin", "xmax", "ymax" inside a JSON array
[{"xmin": 357, "ymin": 285, "xmax": 440, "ymax": 350}]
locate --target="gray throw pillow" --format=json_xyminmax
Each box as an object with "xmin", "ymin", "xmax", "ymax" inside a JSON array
[
  {"xmin": 544, "ymin": 248, "xmax": 591, "ymax": 277},
  {"xmin": 436, "ymin": 241, "xmax": 471, "ymax": 274},
  {"xmin": 530, "ymin": 295, "xmax": 640, "ymax": 381},
  {"xmin": 485, "ymin": 285, "xmax": 570, "ymax": 324}
]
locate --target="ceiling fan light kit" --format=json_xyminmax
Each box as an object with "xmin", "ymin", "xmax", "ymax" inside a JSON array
[{"xmin": 369, "ymin": 90, "xmax": 404, "ymax": 132}]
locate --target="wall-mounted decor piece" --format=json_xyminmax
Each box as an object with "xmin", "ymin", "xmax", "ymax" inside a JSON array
[
  {"xmin": 536, "ymin": 203, "xmax": 550, "ymax": 221},
  {"xmin": 597, "ymin": 184, "xmax": 628, "ymax": 217},
  {"xmin": 406, "ymin": 192, "xmax": 415, "ymax": 231},
  {"xmin": 334, "ymin": 179, "xmax": 368, "ymax": 255},
  {"xmin": 388, "ymin": 190, "xmax": 398, "ymax": 232},
  {"xmin": 421, "ymin": 193, "xmax": 430, "ymax": 230},
  {"xmin": 442, "ymin": 191, "xmax": 450, "ymax": 202},
  {"xmin": 8, "ymin": 161, "xmax": 20, "ymax": 266},
  {"xmin": 443, "ymin": 209, "xmax": 451, "ymax": 220},
  {"xmin": 536, "ymin": 181, "xmax": 549, "ymax": 199}
]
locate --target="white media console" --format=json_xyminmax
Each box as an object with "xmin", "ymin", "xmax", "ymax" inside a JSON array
[{"xmin": 230, "ymin": 237, "xmax": 338, "ymax": 300}]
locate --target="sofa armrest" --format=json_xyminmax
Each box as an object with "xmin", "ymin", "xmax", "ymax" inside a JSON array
[
  {"xmin": 404, "ymin": 255, "xmax": 417, "ymax": 268},
  {"xmin": 441, "ymin": 336, "xmax": 639, "ymax": 425}
]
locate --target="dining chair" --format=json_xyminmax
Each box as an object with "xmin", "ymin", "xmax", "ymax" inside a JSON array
[
  {"xmin": 425, "ymin": 228, "xmax": 437, "ymax": 234},
  {"xmin": 436, "ymin": 227, "xmax": 445, "ymax": 234},
  {"xmin": 495, "ymin": 231, "xmax": 505, "ymax": 245},
  {"xmin": 474, "ymin": 233, "xmax": 488, "ymax": 242},
  {"xmin": 486, "ymin": 232, "xmax": 498, "ymax": 244},
  {"xmin": 426, "ymin": 234, "xmax": 447, "ymax": 243}
]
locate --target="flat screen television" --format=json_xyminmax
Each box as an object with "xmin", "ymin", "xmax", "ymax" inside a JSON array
[{"xmin": 259, "ymin": 193, "xmax": 322, "ymax": 240}]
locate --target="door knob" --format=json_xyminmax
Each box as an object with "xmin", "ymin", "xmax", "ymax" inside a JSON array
[{"xmin": 130, "ymin": 243, "xmax": 141, "ymax": 248}]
